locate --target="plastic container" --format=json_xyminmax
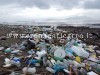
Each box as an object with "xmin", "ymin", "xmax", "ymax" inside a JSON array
[
  {"xmin": 71, "ymin": 46, "xmax": 89, "ymax": 58},
  {"xmin": 13, "ymin": 57, "xmax": 21, "ymax": 62},
  {"xmin": 4, "ymin": 48, "xmax": 12, "ymax": 53}
]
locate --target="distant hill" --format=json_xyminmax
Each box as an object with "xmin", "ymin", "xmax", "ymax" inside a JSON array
[{"xmin": 41, "ymin": 16, "xmax": 100, "ymax": 24}]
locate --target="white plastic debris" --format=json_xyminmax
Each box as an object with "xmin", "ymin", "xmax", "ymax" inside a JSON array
[
  {"xmin": 22, "ymin": 67, "xmax": 36, "ymax": 74},
  {"xmin": 63, "ymin": 69, "xmax": 70, "ymax": 73},
  {"xmin": 11, "ymin": 50, "xmax": 20, "ymax": 54},
  {"xmin": 66, "ymin": 39, "xmax": 75, "ymax": 48},
  {"xmin": 88, "ymin": 57, "xmax": 99, "ymax": 62},
  {"xmin": 50, "ymin": 46, "xmax": 58, "ymax": 54},
  {"xmin": 71, "ymin": 46, "xmax": 89, "ymax": 58},
  {"xmin": 11, "ymin": 60, "xmax": 21, "ymax": 67},
  {"xmin": 29, "ymin": 39, "xmax": 35, "ymax": 44},
  {"xmin": 63, "ymin": 59, "xmax": 69, "ymax": 67},
  {"xmin": 73, "ymin": 60, "xmax": 85, "ymax": 67},
  {"xmin": 96, "ymin": 50, "xmax": 100, "ymax": 54},
  {"xmin": 0, "ymin": 47, "xmax": 4, "ymax": 50},
  {"xmin": 35, "ymin": 57, "xmax": 41, "ymax": 60},
  {"xmin": 50, "ymin": 58, "xmax": 56, "ymax": 65},
  {"xmin": 34, "ymin": 63, "xmax": 40, "ymax": 66},
  {"xmin": 46, "ymin": 67, "xmax": 56, "ymax": 73},
  {"xmin": 56, "ymin": 60, "xmax": 64, "ymax": 65},
  {"xmin": 79, "ymin": 68, "xmax": 87, "ymax": 75},
  {"xmin": 47, "ymin": 60, "xmax": 53, "ymax": 67},
  {"xmin": 78, "ymin": 44, "xmax": 83, "ymax": 48},
  {"xmin": 87, "ymin": 71, "xmax": 98, "ymax": 75},
  {"xmin": 3, "ymin": 58, "xmax": 11, "ymax": 67},
  {"xmin": 68, "ymin": 60, "xmax": 74, "ymax": 65},
  {"xmin": 36, "ymin": 50, "xmax": 47, "ymax": 58},
  {"xmin": 54, "ymin": 48, "xmax": 66, "ymax": 58}
]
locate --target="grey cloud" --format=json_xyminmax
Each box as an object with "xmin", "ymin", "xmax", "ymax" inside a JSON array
[
  {"xmin": 0, "ymin": 0, "xmax": 100, "ymax": 9},
  {"xmin": 0, "ymin": 0, "xmax": 81, "ymax": 9},
  {"xmin": 18, "ymin": 0, "xmax": 81, "ymax": 9},
  {"xmin": 0, "ymin": 0, "xmax": 18, "ymax": 5},
  {"xmin": 83, "ymin": 0, "xmax": 100, "ymax": 9},
  {"xmin": 19, "ymin": 0, "xmax": 50, "ymax": 9}
]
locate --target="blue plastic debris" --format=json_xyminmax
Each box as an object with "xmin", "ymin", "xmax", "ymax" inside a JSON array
[
  {"xmin": 27, "ymin": 59, "xmax": 39, "ymax": 65},
  {"xmin": 53, "ymin": 64, "xmax": 65, "ymax": 71}
]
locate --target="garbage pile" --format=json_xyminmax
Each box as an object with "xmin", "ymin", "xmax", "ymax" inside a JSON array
[{"xmin": 0, "ymin": 33, "xmax": 100, "ymax": 75}]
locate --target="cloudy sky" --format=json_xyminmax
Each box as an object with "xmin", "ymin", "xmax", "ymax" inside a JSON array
[{"xmin": 0, "ymin": 0, "xmax": 100, "ymax": 23}]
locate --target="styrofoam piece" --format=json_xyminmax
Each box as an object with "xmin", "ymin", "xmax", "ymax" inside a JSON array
[
  {"xmin": 54, "ymin": 48, "xmax": 66, "ymax": 58},
  {"xmin": 87, "ymin": 71, "xmax": 98, "ymax": 75},
  {"xmin": 22, "ymin": 67, "xmax": 36, "ymax": 74},
  {"xmin": 46, "ymin": 67, "xmax": 56, "ymax": 73}
]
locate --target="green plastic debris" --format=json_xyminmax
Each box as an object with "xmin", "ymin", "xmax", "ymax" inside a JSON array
[
  {"xmin": 4, "ymin": 48, "xmax": 12, "ymax": 53},
  {"xmin": 54, "ymin": 56, "xmax": 63, "ymax": 61},
  {"xmin": 74, "ymin": 42, "xmax": 78, "ymax": 46}
]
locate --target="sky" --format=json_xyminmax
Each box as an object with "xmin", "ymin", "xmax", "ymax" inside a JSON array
[{"xmin": 0, "ymin": 0, "xmax": 100, "ymax": 24}]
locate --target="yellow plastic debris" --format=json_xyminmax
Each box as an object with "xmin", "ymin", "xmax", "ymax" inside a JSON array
[
  {"xmin": 91, "ymin": 54, "xmax": 97, "ymax": 58},
  {"xmin": 85, "ymin": 63, "xmax": 90, "ymax": 71},
  {"xmin": 75, "ymin": 56, "xmax": 81, "ymax": 63}
]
